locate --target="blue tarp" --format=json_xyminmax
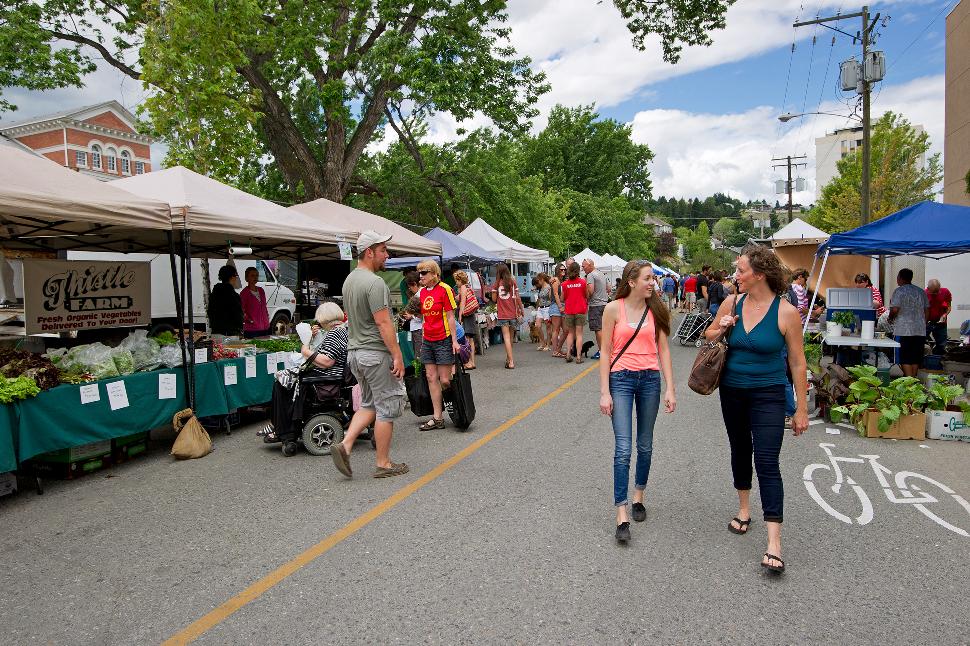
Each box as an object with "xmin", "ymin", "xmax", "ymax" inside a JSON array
[
  {"xmin": 817, "ymin": 201, "xmax": 970, "ymax": 257},
  {"xmin": 385, "ymin": 227, "xmax": 502, "ymax": 269}
]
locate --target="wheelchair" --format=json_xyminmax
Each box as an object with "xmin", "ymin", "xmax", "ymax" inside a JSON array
[{"xmin": 275, "ymin": 370, "xmax": 375, "ymax": 457}]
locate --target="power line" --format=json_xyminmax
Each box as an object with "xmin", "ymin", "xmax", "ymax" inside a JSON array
[{"xmin": 887, "ymin": 0, "xmax": 958, "ymax": 71}]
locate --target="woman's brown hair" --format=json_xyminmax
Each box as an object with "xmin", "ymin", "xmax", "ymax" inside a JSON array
[
  {"xmin": 566, "ymin": 262, "xmax": 581, "ymax": 280},
  {"xmin": 740, "ymin": 244, "xmax": 788, "ymax": 295},
  {"xmin": 615, "ymin": 261, "xmax": 670, "ymax": 338},
  {"xmin": 495, "ymin": 263, "xmax": 514, "ymax": 293}
]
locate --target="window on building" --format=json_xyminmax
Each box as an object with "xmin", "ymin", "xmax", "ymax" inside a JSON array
[
  {"xmin": 75, "ymin": 150, "xmax": 88, "ymax": 167},
  {"xmin": 106, "ymin": 150, "xmax": 117, "ymax": 172},
  {"xmin": 135, "ymin": 161, "xmax": 145, "ymax": 175},
  {"xmin": 120, "ymin": 151, "xmax": 131, "ymax": 175},
  {"xmin": 90, "ymin": 145, "xmax": 102, "ymax": 170}
]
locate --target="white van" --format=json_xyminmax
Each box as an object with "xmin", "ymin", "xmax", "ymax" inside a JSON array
[{"xmin": 55, "ymin": 252, "xmax": 298, "ymax": 335}]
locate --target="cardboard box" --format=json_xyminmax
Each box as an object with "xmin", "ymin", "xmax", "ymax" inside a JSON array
[
  {"xmin": 863, "ymin": 411, "xmax": 926, "ymax": 440},
  {"xmin": 926, "ymin": 410, "xmax": 970, "ymax": 442}
]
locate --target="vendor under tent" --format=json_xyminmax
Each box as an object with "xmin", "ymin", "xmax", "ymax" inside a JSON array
[
  {"xmin": 385, "ymin": 227, "xmax": 500, "ymax": 269},
  {"xmin": 809, "ymin": 201, "xmax": 970, "ymax": 331},
  {"xmin": 771, "ymin": 218, "xmax": 870, "ymax": 298},
  {"xmin": 114, "ymin": 166, "xmax": 347, "ymax": 260},
  {"xmin": 289, "ymin": 198, "xmax": 441, "ymax": 257},
  {"xmin": 458, "ymin": 218, "xmax": 552, "ymax": 264}
]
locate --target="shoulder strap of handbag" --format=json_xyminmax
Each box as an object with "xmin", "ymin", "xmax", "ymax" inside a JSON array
[
  {"xmin": 610, "ymin": 304, "xmax": 649, "ymax": 370},
  {"xmin": 714, "ymin": 293, "xmax": 741, "ymax": 344}
]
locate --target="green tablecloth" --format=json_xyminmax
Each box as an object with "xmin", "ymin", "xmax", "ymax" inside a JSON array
[
  {"xmin": 398, "ymin": 331, "xmax": 415, "ymax": 366},
  {"xmin": 222, "ymin": 353, "xmax": 276, "ymax": 410},
  {"xmin": 0, "ymin": 405, "xmax": 17, "ymax": 473}
]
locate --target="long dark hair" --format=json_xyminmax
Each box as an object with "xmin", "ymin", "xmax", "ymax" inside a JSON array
[
  {"xmin": 616, "ymin": 261, "xmax": 670, "ymax": 338},
  {"xmin": 495, "ymin": 263, "xmax": 514, "ymax": 293}
]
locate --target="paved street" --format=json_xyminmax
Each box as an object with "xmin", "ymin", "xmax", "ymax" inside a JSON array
[{"xmin": 2, "ymin": 322, "xmax": 970, "ymax": 645}]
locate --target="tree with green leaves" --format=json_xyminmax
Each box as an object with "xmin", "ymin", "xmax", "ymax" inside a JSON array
[{"xmin": 810, "ymin": 112, "xmax": 943, "ymax": 233}]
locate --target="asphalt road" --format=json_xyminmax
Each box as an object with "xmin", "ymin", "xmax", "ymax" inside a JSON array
[{"xmin": 2, "ymin": 321, "xmax": 970, "ymax": 645}]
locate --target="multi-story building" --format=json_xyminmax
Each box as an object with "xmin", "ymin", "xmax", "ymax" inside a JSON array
[
  {"xmin": 0, "ymin": 100, "xmax": 152, "ymax": 181},
  {"xmin": 944, "ymin": 0, "xmax": 969, "ymax": 206},
  {"xmin": 642, "ymin": 215, "xmax": 672, "ymax": 236},
  {"xmin": 814, "ymin": 123, "xmax": 925, "ymax": 198}
]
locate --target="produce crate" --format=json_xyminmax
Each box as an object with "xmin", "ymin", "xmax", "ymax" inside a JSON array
[
  {"xmin": 0, "ymin": 471, "xmax": 17, "ymax": 497},
  {"xmin": 36, "ymin": 439, "xmax": 111, "ymax": 463},
  {"xmin": 30, "ymin": 453, "xmax": 111, "ymax": 479},
  {"xmin": 112, "ymin": 432, "xmax": 150, "ymax": 463}
]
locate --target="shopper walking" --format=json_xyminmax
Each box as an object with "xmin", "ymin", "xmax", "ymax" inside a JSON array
[
  {"xmin": 534, "ymin": 273, "xmax": 552, "ymax": 351},
  {"xmin": 661, "ymin": 273, "xmax": 677, "ymax": 310},
  {"xmin": 707, "ymin": 270, "xmax": 726, "ymax": 316},
  {"xmin": 598, "ymin": 260, "xmax": 676, "ymax": 543},
  {"xmin": 331, "ymin": 230, "xmax": 409, "ymax": 479},
  {"xmin": 453, "ymin": 270, "xmax": 479, "ymax": 369},
  {"xmin": 414, "ymin": 260, "xmax": 461, "ymax": 431},
  {"xmin": 582, "ymin": 258, "xmax": 610, "ymax": 360},
  {"xmin": 561, "ymin": 262, "xmax": 589, "ymax": 363},
  {"xmin": 683, "ymin": 272, "xmax": 697, "ymax": 313},
  {"xmin": 241, "ymin": 266, "xmax": 271, "ymax": 337},
  {"xmin": 889, "ymin": 268, "xmax": 929, "ymax": 377},
  {"xmin": 704, "ymin": 245, "xmax": 808, "ymax": 574},
  {"xmin": 549, "ymin": 264, "xmax": 567, "ymax": 357},
  {"xmin": 491, "ymin": 263, "xmax": 524, "ymax": 369},
  {"xmin": 401, "ymin": 271, "xmax": 423, "ymax": 359}
]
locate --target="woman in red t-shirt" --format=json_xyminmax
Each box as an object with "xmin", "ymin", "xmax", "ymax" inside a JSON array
[
  {"xmin": 561, "ymin": 261, "xmax": 589, "ymax": 363},
  {"xmin": 490, "ymin": 263, "xmax": 524, "ymax": 369},
  {"xmin": 416, "ymin": 259, "xmax": 461, "ymax": 431}
]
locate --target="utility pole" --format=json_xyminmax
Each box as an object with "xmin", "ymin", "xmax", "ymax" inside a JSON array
[
  {"xmin": 772, "ymin": 154, "xmax": 808, "ymax": 223},
  {"xmin": 795, "ymin": 6, "xmax": 881, "ymax": 225}
]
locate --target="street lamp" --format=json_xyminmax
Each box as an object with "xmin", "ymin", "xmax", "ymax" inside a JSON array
[
  {"xmin": 778, "ymin": 110, "xmax": 870, "ymax": 225},
  {"xmin": 777, "ymin": 111, "xmax": 862, "ymax": 123}
]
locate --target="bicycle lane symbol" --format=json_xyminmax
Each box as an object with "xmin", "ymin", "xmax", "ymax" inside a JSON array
[{"xmin": 803, "ymin": 443, "xmax": 970, "ymax": 538}]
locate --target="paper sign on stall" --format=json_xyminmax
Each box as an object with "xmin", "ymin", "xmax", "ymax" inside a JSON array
[
  {"xmin": 266, "ymin": 353, "xmax": 280, "ymax": 374},
  {"xmin": 245, "ymin": 355, "xmax": 257, "ymax": 379},
  {"xmin": 158, "ymin": 373, "xmax": 177, "ymax": 400},
  {"xmin": 106, "ymin": 381, "xmax": 130, "ymax": 411},
  {"xmin": 79, "ymin": 383, "xmax": 100, "ymax": 405},
  {"xmin": 194, "ymin": 348, "xmax": 208, "ymax": 363},
  {"xmin": 224, "ymin": 365, "xmax": 238, "ymax": 386},
  {"xmin": 338, "ymin": 242, "xmax": 353, "ymax": 260}
]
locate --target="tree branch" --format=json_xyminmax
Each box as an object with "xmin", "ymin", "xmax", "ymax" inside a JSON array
[{"xmin": 43, "ymin": 28, "xmax": 141, "ymax": 80}]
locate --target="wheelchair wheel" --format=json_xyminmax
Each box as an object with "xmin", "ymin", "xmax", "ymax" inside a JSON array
[
  {"xmin": 281, "ymin": 441, "xmax": 299, "ymax": 457},
  {"xmin": 302, "ymin": 413, "xmax": 344, "ymax": 456}
]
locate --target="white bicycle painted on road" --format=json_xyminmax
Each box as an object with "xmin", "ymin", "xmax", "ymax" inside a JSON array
[{"xmin": 803, "ymin": 443, "xmax": 970, "ymax": 537}]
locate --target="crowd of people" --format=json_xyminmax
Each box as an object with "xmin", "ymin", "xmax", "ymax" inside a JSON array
[{"xmin": 260, "ymin": 228, "xmax": 958, "ymax": 578}]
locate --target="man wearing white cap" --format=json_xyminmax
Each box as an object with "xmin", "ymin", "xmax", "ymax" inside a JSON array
[{"xmin": 331, "ymin": 230, "xmax": 409, "ymax": 479}]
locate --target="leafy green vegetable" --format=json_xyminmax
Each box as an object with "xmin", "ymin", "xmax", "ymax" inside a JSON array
[
  {"xmin": 0, "ymin": 375, "xmax": 41, "ymax": 403},
  {"xmin": 249, "ymin": 337, "xmax": 301, "ymax": 353},
  {"xmin": 152, "ymin": 331, "xmax": 179, "ymax": 346}
]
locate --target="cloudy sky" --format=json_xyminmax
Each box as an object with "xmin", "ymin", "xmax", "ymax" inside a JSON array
[{"xmin": 1, "ymin": 0, "xmax": 955, "ymax": 205}]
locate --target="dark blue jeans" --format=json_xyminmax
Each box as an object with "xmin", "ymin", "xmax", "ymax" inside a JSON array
[
  {"xmin": 927, "ymin": 321, "xmax": 947, "ymax": 355},
  {"xmin": 719, "ymin": 384, "xmax": 786, "ymax": 523},
  {"xmin": 609, "ymin": 369, "xmax": 661, "ymax": 506}
]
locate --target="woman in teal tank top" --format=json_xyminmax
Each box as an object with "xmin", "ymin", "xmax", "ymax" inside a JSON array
[{"xmin": 704, "ymin": 245, "xmax": 809, "ymax": 574}]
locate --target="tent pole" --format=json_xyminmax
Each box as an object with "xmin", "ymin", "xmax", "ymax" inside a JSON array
[
  {"xmin": 296, "ymin": 250, "xmax": 303, "ymax": 322},
  {"xmin": 182, "ymin": 229, "xmax": 197, "ymax": 412},
  {"xmin": 804, "ymin": 250, "xmax": 829, "ymax": 334},
  {"xmin": 166, "ymin": 230, "xmax": 191, "ymax": 399}
]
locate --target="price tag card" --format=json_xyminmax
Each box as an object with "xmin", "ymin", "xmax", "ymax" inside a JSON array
[
  {"xmin": 158, "ymin": 373, "xmax": 177, "ymax": 400},
  {"xmin": 105, "ymin": 381, "xmax": 130, "ymax": 411},
  {"xmin": 266, "ymin": 353, "xmax": 279, "ymax": 374},
  {"xmin": 245, "ymin": 355, "xmax": 257, "ymax": 379},
  {"xmin": 79, "ymin": 383, "xmax": 100, "ymax": 405},
  {"xmin": 338, "ymin": 241, "xmax": 353, "ymax": 260},
  {"xmin": 194, "ymin": 347, "xmax": 208, "ymax": 364},
  {"xmin": 224, "ymin": 365, "xmax": 238, "ymax": 386}
]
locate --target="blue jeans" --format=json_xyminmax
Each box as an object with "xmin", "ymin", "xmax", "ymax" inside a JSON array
[
  {"xmin": 718, "ymin": 384, "xmax": 787, "ymax": 522},
  {"xmin": 927, "ymin": 321, "xmax": 947, "ymax": 355},
  {"xmin": 609, "ymin": 369, "xmax": 661, "ymax": 506}
]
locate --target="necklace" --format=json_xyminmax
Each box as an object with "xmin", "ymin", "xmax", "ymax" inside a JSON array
[{"xmin": 747, "ymin": 296, "xmax": 772, "ymax": 311}]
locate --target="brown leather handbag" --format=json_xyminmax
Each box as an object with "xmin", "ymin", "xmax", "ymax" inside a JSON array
[{"xmin": 687, "ymin": 295, "xmax": 739, "ymax": 395}]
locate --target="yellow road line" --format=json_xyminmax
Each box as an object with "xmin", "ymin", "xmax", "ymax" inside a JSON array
[{"xmin": 163, "ymin": 363, "xmax": 598, "ymax": 645}]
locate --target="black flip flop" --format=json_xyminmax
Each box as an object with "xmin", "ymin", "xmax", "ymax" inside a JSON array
[
  {"xmin": 762, "ymin": 553, "xmax": 785, "ymax": 573},
  {"xmin": 728, "ymin": 517, "xmax": 751, "ymax": 534}
]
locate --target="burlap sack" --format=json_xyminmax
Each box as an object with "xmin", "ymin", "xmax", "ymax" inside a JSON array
[{"xmin": 171, "ymin": 408, "xmax": 212, "ymax": 459}]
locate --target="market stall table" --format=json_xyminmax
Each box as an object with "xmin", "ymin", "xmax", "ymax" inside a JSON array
[
  {"xmin": 822, "ymin": 335, "xmax": 900, "ymax": 367},
  {"xmin": 1, "ymin": 405, "xmax": 17, "ymax": 473}
]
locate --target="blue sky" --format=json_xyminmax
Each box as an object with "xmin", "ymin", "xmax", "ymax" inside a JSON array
[{"xmin": 2, "ymin": 0, "xmax": 957, "ymax": 203}]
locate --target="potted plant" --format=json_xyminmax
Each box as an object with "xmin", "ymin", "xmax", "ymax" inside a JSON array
[
  {"xmin": 829, "ymin": 311, "xmax": 854, "ymax": 336},
  {"xmin": 924, "ymin": 375, "xmax": 970, "ymax": 440},
  {"xmin": 831, "ymin": 365, "xmax": 928, "ymax": 439}
]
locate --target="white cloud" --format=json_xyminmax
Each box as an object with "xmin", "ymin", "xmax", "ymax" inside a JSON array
[{"xmin": 630, "ymin": 74, "xmax": 945, "ymax": 203}]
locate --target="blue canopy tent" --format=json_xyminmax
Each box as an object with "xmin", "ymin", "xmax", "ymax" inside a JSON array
[
  {"xmin": 806, "ymin": 201, "xmax": 970, "ymax": 331},
  {"xmin": 385, "ymin": 226, "xmax": 501, "ymax": 269}
]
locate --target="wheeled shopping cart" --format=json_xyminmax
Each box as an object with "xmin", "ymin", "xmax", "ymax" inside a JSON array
[{"xmin": 675, "ymin": 311, "xmax": 714, "ymax": 347}]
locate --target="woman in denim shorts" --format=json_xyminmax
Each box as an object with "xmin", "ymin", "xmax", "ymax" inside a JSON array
[
  {"xmin": 490, "ymin": 263, "xmax": 524, "ymax": 369},
  {"xmin": 416, "ymin": 260, "xmax": 461, "ymax": 431},
  {"xmin": 549, "ymin": 264, "xmax": 566, "ymax": 357}
]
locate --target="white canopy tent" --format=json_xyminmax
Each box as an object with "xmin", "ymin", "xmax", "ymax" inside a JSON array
[
  {"xmin": 574, "ymin": 247, "xmax": 606, "ymax": 269},
  {"xmin": 113, "ymin": 167, "xmax": 347, "ymax": 259},
  {"xmin": 458, "ymin": 218, "xmax": 552, "ymax": 263},
  {"xmin": 290, "ymin": 198, "xmax": 441, "ymax": 257}
]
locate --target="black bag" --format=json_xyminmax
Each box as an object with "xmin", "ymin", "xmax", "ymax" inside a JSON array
[
  {"xmin": 448, "ymin": 362, "xmax": 476, "ymax": 430},
  {"xmin": 405, "ymin": 369, "xmax": 434, "ymax": 417}
]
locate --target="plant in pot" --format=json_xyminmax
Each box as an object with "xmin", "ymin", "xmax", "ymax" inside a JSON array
[
  {"xmin": 831, "ymin": 366, "xmax": 928, "ymax": 437},
  {"xmin": 830, "ymin": 365, "xmax": 882, "ymax": 430},
  {"xmin": 830, "ymin": 310, "xmax": 855, "ymax": 336},
  {"xmin": 925, "ymin": 374, "xmax": 968, "ymax": 413}
]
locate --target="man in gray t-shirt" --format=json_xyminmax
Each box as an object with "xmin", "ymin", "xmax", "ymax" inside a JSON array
[
  {"xmin": 331, "ymin": 230, "xmax": 409, "ymax": 480},
  {"xmin": 582, "ymin": 259, "xmax": 609, "ymax": 359},
  {"xmin": 889, "ymin": 267, "xmax": 929, "ymax": 377}
]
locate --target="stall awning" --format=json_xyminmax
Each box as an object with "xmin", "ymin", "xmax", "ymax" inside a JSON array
[
  {"xmin": 817, "ymin": 201, "xmax": 970, "ymax": 258},
  {"xmin": 0, "ymin": 146, "xmax": 174, "ymax": 254},
  {"xmin": 385, "ymin": 227, "xmax": 500, "ymax": 269},
  {"xmin": 770, "ymin": 218, "xmax": 830, "ymax": 247},
  {"xmin": 113, "ymin": 167, "xmax": 348, "ymax": 259},
  {"xmin": 290, "ymin": 199, "xmax": 441, "ymax": 257},
  {"xmin": 457, "ymin": 218, "xmax": 552, "ymax": 263}
]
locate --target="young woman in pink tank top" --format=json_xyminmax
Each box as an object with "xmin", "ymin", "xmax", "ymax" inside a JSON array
[{"xmin": 598, "ymin": 260, "xmax": 676, "ymax": 543}]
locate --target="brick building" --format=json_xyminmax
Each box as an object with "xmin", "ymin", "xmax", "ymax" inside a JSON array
[{"xmin": 0, "ymin": 100, "xmax": 152, "ymax": 181}]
